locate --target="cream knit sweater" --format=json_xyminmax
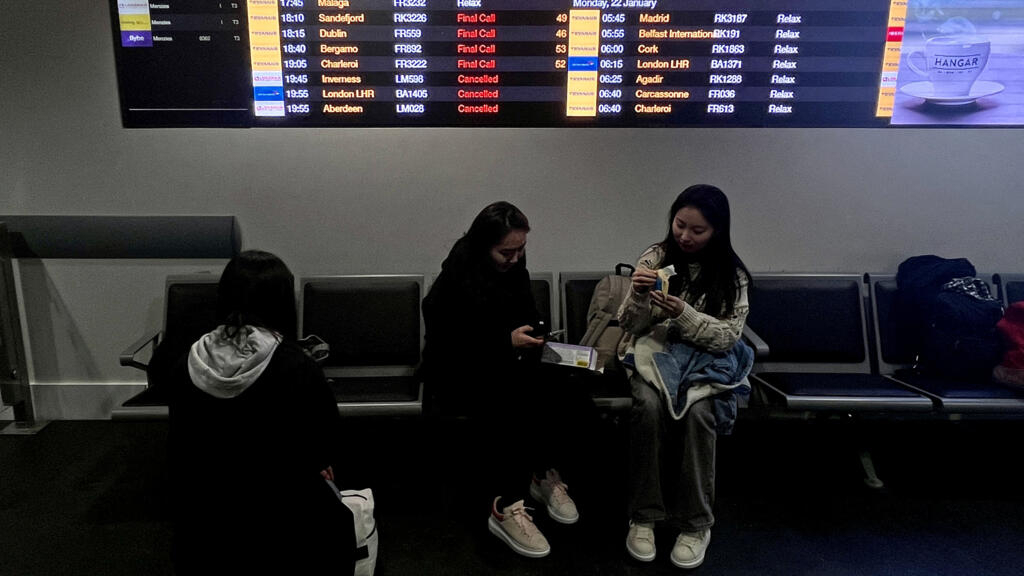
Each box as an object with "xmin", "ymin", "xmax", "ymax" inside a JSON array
[{"xmin": 617, "ymin": 244, "xmax": 749, "ymax": 354}]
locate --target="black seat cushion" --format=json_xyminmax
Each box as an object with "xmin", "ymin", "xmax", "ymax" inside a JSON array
[
  {"xmin": 757, "ymin": 372, "xmax": 924, "ymax": 398},
  {"xmin": 893, "ymin": 369, "xmax": 1024, "ymax": 400},
  {"xmin": 165, "ymin": 282, "xmax": 220, "ymax": 345},
  {"xmin": 530, "ymin": 278, "xmax": 552, "ymax": 331},
  {"xmin": 563, "ymin": 278, "xmax": 601, "ymax": 345},
  {"xmin": 1006, "ymin": 280, "xmax": 1024, "ymax": 306},
  {"xmin": 747, "ymin": 279, "xmax": 866, "ymax": 363},
  {"xmin": 303, "ymin": 280, "xmax": 421, "ymax": 368},
  {"xmin": 873, "ymin": 280, "xmax": 918, "ymax": 365},
  {"xmin": 328, "ymin": 375, "xmax": 420, "ymax": 403}
]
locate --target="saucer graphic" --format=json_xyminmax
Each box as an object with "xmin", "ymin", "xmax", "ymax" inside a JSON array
[{"xmin": 900, "ymin": 80, "xmax": 1005, "ymax": 105}]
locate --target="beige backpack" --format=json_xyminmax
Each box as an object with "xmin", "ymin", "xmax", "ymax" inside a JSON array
[{"xmin": 580, "ymin": 264, "xmax": 635, "ymax": 373}]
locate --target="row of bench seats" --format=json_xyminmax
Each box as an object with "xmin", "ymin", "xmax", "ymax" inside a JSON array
[
  {"xmin": 114, "ymin": 272, "xmax": 565, "ymax": 419},
  {"xmin": 749, "ymin": 273, "xmax": 1024, "ymax": 416},
  {"xmin": 113, "ymin": 271, "xmax": 1024, "ymax": 420}
]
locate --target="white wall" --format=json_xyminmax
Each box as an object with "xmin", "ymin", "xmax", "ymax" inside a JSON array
[{"xmin": 2, "ymin": 4, "xmax": 1022, "ymax": 415}]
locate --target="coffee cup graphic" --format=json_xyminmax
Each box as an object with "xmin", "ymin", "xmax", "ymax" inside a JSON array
[{"xmin": 906, "ymin": 36, "xmax": 990, "ymax": 97}]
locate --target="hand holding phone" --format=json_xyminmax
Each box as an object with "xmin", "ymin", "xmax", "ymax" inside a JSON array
[{"xmin": 512, "ymin": 324, "xmax": 545, "ymax": 348}]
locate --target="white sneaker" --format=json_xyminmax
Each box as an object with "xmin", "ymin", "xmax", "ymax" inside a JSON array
[
  {"xmin": 529, "ymin": 469, "xmax": 579, "ymax": 524},
  {"xmin": 487, "ymin": 497, "xmax": 551, "ymax": 558},
  {"xmin": 670, "ymin": 528, "xmax": 710, "ymax": 569},
  {"xmin": 625, "ymin": 521, "xmax": 656, "ymax": 562}
]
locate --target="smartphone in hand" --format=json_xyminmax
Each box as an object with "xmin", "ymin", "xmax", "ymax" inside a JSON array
[
  {"xmin": 531, "ymin": 320, "xmax": 550, "ymax": 339},
  {"xmin": 531, "ymin": 321, "xmax": 566, "ymax": 341}
]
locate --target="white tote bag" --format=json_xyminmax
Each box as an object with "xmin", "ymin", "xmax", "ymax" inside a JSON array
[{"xmin": 325, "ymin": 479, "xmax": 378, "ymax": 576}]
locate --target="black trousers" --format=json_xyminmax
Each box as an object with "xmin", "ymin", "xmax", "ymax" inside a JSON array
[{"xmin": 432, "ymin": 359, "xmax": 600, "ymax": 507}]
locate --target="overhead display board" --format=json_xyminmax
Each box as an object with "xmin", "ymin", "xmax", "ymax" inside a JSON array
[{"xmin": 109, "ymin": 0, "xmax": 1024, "ymax": 127}]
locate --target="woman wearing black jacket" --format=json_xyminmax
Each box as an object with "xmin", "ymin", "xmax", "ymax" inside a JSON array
[
  {"xmin": 422, "ymin": 201, "xmax": 594, "ymax": 559},
  {"xmin": 167, "ymin": 250, "xmax": 353, "ymax": 574}
]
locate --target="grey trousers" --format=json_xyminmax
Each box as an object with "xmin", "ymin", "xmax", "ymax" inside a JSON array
[{"xmin": 628, "ymin": 373, "xmax": 717, "ymax": 532}]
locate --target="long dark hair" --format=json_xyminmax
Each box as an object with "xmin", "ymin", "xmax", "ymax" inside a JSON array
[
  {"xmin": 658, "ymin": 184, "xmax": 750, "ymax": 317},
  {"xmin": 216, "ymin": 250, "xmax": 297, "ymax": 340},
  {"xmin": 458, "ymin": 201, "xmax": 531, "ymax": 267}
]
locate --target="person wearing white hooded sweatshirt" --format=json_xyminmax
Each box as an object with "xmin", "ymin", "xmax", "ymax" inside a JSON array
[{"xmin": 166, "ymin": 250, "xmax": 353, "ymax": 574}]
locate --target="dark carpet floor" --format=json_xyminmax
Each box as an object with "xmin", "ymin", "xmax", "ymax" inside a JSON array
[{"xmin": 2, "ymin": 416, "xmax": 1023, "ymax": 575}]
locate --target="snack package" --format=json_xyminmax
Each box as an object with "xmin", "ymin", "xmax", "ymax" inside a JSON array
[{"xmin": 653, "ymin": 265, "xmax": 677, "ymax": 295}]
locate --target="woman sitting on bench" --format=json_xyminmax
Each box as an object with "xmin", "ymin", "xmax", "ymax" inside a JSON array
[
  {"xmin": 619, "ymin": 185, "xmax": 753, "ymax": 569},
  {"xmin": 422, "ymin": 201, "xmax": 596, "ymax": 559}
]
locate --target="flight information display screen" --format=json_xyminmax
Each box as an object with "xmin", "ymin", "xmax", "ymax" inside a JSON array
[{"xmin": 109, "ymin": 0, "xmax": 1024, "ymax": 127}]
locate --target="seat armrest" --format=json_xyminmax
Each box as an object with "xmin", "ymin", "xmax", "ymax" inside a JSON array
[
  {"xmin": 743, "ymin": 325, "xmax": 770, "ymax": 359},
  {"xmin": 120, "ymin": 331, "xmax": 161, "ymax": 372}
]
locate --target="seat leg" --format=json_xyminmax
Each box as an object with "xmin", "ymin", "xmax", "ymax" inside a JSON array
[{"xmin": 859, "ymin": 449, "xmax": 884, "ymax": 489}]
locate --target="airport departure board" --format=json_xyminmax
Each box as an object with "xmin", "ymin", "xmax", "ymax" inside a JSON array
[{"xmin": 109, "ymin": 0, "xmax": 1024, "ymax": 127}]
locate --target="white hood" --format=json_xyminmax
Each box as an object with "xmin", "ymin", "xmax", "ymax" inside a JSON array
[{"xmin": 187, "ymin": 325, "xmax": 281, "ymax": 399}]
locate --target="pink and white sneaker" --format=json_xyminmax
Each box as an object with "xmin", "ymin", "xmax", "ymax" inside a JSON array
[
  {"xmin": 529, "ymin": 469, "xmax": 579, "ymax": 524},
  {"xmin": 488, "ymin": 497, "xmax": 551, "ymax": 558}
]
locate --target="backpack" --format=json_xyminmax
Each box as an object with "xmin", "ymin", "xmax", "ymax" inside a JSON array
[
  {"xmin": 896, "ymin": 256, "xmax": 1003, "ymax": 380},
  {"xmin": 896, "ymin": 255, "xmax": 976, "ymax": 340},
  {"xmin": 918, "ymin": 278, "xmax": 1004, "ymax": 380},
  {"xmin": 580, "ymin": 263, "xmax": 635, "ymax": 373}
]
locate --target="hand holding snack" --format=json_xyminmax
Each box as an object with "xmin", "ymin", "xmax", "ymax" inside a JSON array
[
  {"xmin": 631, "ymin": 267, "xmax": 658, "ymax": 293},
  {"xmin": 652, "ymin": 265, "xmax": 678, "ymax": 295}
]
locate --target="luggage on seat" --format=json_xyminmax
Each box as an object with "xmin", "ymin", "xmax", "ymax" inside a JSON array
[
  {"xmin": 896, "ymin": 255, "xmax": 1003, "ymax": 381},
  {"xmin": 579, "ymin": 263, "xmax": 634, "ymax": 374}
]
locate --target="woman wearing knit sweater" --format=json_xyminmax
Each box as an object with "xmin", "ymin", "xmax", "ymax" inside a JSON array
[{"xmin": 619, "ymin": 185, "xmax": 753, "ymax": 569}]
